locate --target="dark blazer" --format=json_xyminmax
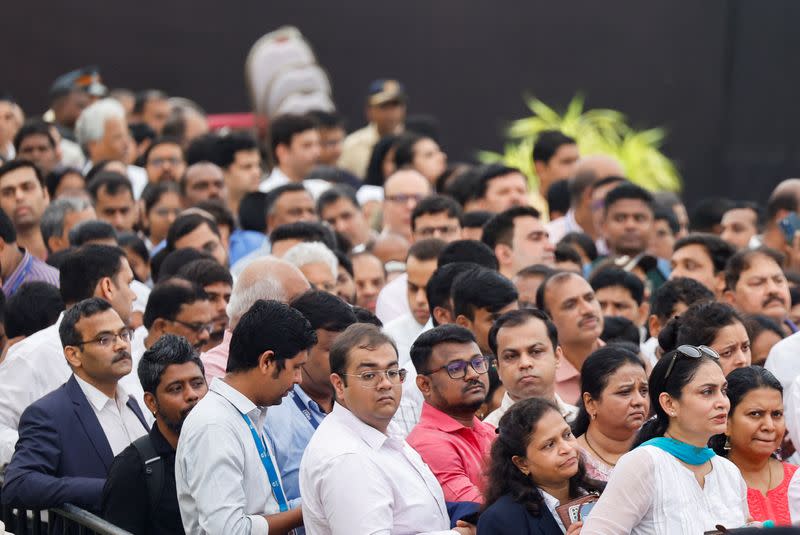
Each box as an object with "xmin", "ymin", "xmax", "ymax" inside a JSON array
[
  {"xmin": 477, "ymin": 494, "xmax": 563, "ymax": 535},
  {"xmin": 1, "ymin": 375, "xmax": 148, "ymax": 512}
]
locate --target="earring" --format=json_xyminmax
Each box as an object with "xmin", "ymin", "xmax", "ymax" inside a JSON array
[
  {"xmin": 724, "ymin": 436, "xmax": 731, "ymax": 451},
  {"xmin": 591, "ymin": 413, "xmax": 596, "ymax": 420},
  {"xmin": 520, "ymin": 468, "xmax": 529, "ymax": 476}
]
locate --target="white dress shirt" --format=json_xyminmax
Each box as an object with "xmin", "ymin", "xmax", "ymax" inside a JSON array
[
  {"xmin": 375, "ymin": 273, "xmax": 411, "ymax": 325},
  {"xmin": 546, "ymin": 209, "xmax": 583, "ymax": 245},
  {"xmin": 0, "ymin": 313, "xmax": 148, "ymax": 468},
  {"xmin": 581, "ymin": 446, "xmax": 748, "ymax": 534},
  {"xmin": 540, "ymin": 490, "xmax": 567, "ymax": 533},
  {"xmin": 299, "ymin": 403, "xmax": 457, "ymax": 535},
  {"xmin": 484, "ymin": 391, "xmax": 578, "ymax": 428},
  {"xmin": 176, "ymin": 377, "xmax": 286, "ymax": 535},
  {"xmin": 0, "ymin": 315, "xmax": 67, "ymax": 468},
  {"xmin": 765, "ymin": 331, "xmax": 800, "ymax": 390},
  {"xmin": 73, "ymin": 375, "xmax": 147, "ymax": 455},
  {"xmin": 384, "ymin": 313, "xmax": 429, "ymax": 437},
  {"xmin": 258, "ymin": 167, "xmax": 331, "ymax": 199}
]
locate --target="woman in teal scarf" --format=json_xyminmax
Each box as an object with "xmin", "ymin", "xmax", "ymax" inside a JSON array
[{"xmin": 582, "ymin": 345, "xmax": 752, "ymax": 534}]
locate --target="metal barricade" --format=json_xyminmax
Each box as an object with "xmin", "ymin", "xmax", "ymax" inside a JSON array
[{"xmin": 1, "ymin": 502, "xmax": 132, "ymax": 535}]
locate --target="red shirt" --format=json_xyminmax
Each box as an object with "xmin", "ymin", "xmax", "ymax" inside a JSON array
[
  {"xmin": 406, "ymin": 402, "xmax": 496, "ymax": 503},
  {"xmin": 747, "ymin": 462, "xmax": 798, "ymax": 525}
]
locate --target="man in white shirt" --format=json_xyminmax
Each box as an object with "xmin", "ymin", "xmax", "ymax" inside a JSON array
[
  {"xmin": 375, "ymin": 194, "xmax": 461, "ymax": 325},
  {"xmin": 384, "ymin": 238, "xmax": 447, "ymax": 435},
  {"xmin": 259, "ymin": 114, "xmax": 327, "ymax": 198},
  {"xmin": 1, "ymin": 298, "xmax": 148, "ymax": 512},
  {"xmin": 299, "ymin": 323, "xmax": 474, "ymax": 535},
  {"xmin": 176, "ymin": 299, "xmax": 317, "ymax": 535},
  {"xmin": 0, "ymin": 245, "xmax": 141, "ymax": 469},
  {"xmin": 485, "ymin": 308, "xmax": 578, "ymax": 426}
]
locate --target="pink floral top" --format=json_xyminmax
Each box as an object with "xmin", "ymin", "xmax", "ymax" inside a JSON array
[
  {"xmin": 747, "ymin": 462, "xmax": 798, "ymax": 525},
  {"xmin": 579, "ymin": 446, "xmax": 614, "ymax": 482}
]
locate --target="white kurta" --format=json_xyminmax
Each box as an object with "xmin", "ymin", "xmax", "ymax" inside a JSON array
[{"xmin": 581, "ymin": 445, "xmax": 749, "ymax": 534}]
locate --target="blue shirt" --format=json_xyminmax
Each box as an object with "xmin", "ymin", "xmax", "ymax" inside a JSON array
[{"xmin": 263, "ymin": 385, "xmax": 327, "ymax": 502}]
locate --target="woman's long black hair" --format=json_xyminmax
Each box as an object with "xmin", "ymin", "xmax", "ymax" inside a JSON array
[
  {"xmin": 483, "ymin": 398, "xmax": 603, "ymax": 515},
  {"xmin": 632, "ymin": 346, "xmax": 721, "ymax": 447}
]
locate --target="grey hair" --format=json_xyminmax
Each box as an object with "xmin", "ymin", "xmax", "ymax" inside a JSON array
[
  {"xmin": 75, "ymin": 98, "xmax": 125, "ymax": 146},
  {"xmin": 40, "ymin": 196, "xmax": 93, "ymax": 252},
  {"xmin": 282, "ymin": 241, "xmax": 337, "ymax": 277},
  {"xmin": 226, "ymin": 276, "xmax": 286, "ymax": 329}
]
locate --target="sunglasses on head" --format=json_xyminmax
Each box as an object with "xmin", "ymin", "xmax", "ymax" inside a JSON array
[{"xmin": 663, "ymin": 344, "xmax": 720, "ymax": 381}]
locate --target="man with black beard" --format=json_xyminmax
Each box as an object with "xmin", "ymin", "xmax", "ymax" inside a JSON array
[
  {"xmin": 102, "ymin": 334, "xmax": 208, "ymax": 534},
  {"xmin": 406, "ymin": 325, "xmax": 496, "ymax": 503}
]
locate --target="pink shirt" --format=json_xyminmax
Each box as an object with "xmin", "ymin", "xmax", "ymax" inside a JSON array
[
  {"xmin": 406, "ymin": 402, "xmax": 496, "ymax": 503},
  {"xmin": 555, "ymin": 357, "xmax": 581, "ymax": 406},
  {"xmin": 200, "ymin": 329, "xmax": 232, "ymax": 383}
]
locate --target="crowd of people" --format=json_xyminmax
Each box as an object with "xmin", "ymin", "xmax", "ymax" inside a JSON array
[{"xmin": 2, "ymin": 66, "xmax": 800, "ymax": 534}]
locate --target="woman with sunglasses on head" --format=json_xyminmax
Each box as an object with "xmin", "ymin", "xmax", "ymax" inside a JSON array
[
  {"xmin": 582, "ymin": 344, "xmax": 752, "ymax": 534},
  {"xmin": 710, "ymin": 366, "xmax": 797, "ymax": 526},
  {"xmin": 658, "ymin": 301, "xmax": 751, "ymax": 376},
  {"xmin": 573, "ymin": 346, "xmax": 650, "ymax": 482},
  {"xmin": 479, "ymin": 397, "xmax": 603, "ymax": 535}
]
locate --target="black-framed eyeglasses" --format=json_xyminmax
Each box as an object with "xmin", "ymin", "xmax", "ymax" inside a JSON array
[
  {"xmin": 423, "ymin": 356, "xmax": 491, "ymax": 380},
  {"xmin": 171, "ymin": 319, "xmax": 213, "ymax": 334},
  {"xmin": 75, "ymin": 329, "xmax": 133, "ymax": 347},
  {"xmin": 340, "ymin": 368, "xmax": 407, "ymax": 388},
  {"xmin": 663, "ymin": 344, "xmax": 720, "ymax": 381}
]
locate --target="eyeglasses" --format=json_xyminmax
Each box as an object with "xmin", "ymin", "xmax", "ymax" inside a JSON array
[
  {"xmin": 386, "ymin": 193, "xmax": 425, "ymax": 205},
  {"xmin": 171, "ymin": 319, "xmax": 214, "ymax": 334},
  {"xmin": 75, "ymin": 329, "xmax": 133, "ymax": 347},
  {"xmin": 423, "ymin": 356, "xmax": 491, "ymax": 379},
  {"xmin": 340, "ymin": 368, "xmax": 407, "ymax": 388},
  {"xmin": 663, "ymin": 344, "xmax": 720, "ymax": 381}
]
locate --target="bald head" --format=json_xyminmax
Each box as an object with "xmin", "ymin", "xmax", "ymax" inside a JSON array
[
  {"xmin": 226, "ymin": 256, "xmax": 310, "ymax": 328},
  {"xmin": 384, "ymin": 169, "xmax": 431, "ymax": 196},
  {"xmin": 371, "ymin": 232, "xmax": 411, "ymax": 265},
  {"xmin": 382, "ymin": 170, "xmax": 431, "ymax": 239},
  {"xmin": 182, "ymin": 161, "xmax": 227, "ymax": 207},
  {"xmin": 574, "ymin": 155, "xmax": 624, "ymax": 181}
]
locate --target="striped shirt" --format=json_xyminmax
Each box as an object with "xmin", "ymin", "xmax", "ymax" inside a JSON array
[{"xmin": 2, "ymin": 249, "xmax": 60, "ymax": 297}]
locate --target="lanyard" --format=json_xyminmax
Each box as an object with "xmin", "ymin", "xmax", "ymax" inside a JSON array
[
  {"xmin": 240, "ymin": 412, "xmax": 289, "ymax": 512},
  {"xmin": 288, "ymin": 387, "xmax": 320, "ymax": 430}
]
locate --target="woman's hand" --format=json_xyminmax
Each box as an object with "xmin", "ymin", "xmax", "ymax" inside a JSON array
[
  {"xmin": 453, "ymin": 519, "xmax": 476, "ymax": 535},
  {"xmin": 567, "ymin": 520, "xmax": 583, "ymax": 534}
]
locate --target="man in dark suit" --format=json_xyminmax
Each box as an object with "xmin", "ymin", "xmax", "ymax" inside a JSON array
[{"xmin": 1, "ymin": 297, "xmax": 149, "ymax": 512}]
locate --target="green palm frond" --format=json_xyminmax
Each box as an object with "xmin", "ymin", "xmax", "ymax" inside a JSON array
[{"xmin": 480, "ymin": 94, "xmax": 681, "ymax": 192}]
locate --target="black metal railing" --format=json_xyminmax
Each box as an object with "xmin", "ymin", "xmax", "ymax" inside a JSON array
[{"xmin": 1, "ymin": 503, "xmax": 132, "ymax": 535}]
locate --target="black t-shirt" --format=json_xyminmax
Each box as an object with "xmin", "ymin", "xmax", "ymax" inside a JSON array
[{"xmin": 101, "ymin": 424, "xmax": 183, "ymax": 535}]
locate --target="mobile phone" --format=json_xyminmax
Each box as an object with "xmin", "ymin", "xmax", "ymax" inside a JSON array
[{"xmin": 779, "ymin": 212, "xmax": 800, "ymax": 244}]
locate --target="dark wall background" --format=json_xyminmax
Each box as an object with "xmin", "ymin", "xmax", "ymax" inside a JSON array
[{"xmin": 4, "ymin": 1, "xmax": 799, "ymax": 208}]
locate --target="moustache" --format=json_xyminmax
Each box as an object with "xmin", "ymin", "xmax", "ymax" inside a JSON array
[
  {"xmin": 463, "ymin": 380, "xmax": 486, "ymax": 394},
  {"xmin": 112, "ymin": 351, "xmax": 132, "ymax": 363},
  {"xmin": 579, "ymin": 314, "xmax": 599, "ymax": 327},
  {"xmin": 762, "ymin": 295, "xmax": 786, "ymax": 307}
]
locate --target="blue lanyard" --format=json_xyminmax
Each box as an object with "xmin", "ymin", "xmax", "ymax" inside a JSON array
[
  {"xmin": 240, "ymin": 412, "xmax": 288, "ymax": 512},
  {"xmin": 288, "ymin": 387, "xmax": 320, "ymax": 430}
]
